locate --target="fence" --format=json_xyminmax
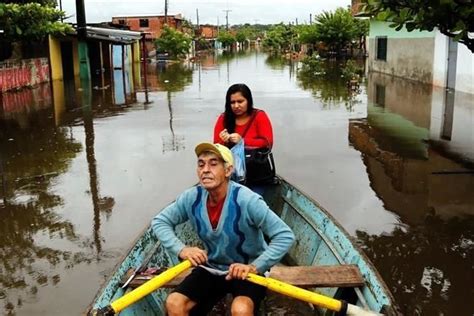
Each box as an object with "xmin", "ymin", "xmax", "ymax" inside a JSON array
[{"xmin": 0, "ymin": 58, "xmax": 50, "ymax": 92}]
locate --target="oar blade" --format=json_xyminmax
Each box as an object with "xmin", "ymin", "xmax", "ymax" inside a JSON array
[{"xmin": 247, "ymin": 273, "xmax": 383, "ymax": 316}]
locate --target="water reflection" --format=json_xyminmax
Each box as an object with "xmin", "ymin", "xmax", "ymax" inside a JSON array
[
  {"xmin": 350, "ymin": 72, "xmax": 474, "ymax": 315},
  {"xmin": 0, "ymin": 104, "xmax": 85, "ymax": 313},
  {"xmin": 162, "ymin": 91, "xmax": 185, "ymax": 153},
  {"xmin": 82, "ymin": 85, "xmax": 116, "ymax": 255},
  {"xmin": 0, "ymin": 64, "xmax": 131, "ymax": 313},
  {"xmin": 265, "ymin": 54, "xmax": 288, "ymax": 70},
  {"xmin": 357, "ymin": 214, "xmax": 474, "ymax": 315},
  {"xmin": 215, "ymin": 49, "xmax": 252, "ymax": 64},
  {"xmin": 146, "ymin": 63, "xmax": 193, "ymax": 92},
  {"xmin": 297, "ymin": 60, "xmax": 362, "ymax": 110}
]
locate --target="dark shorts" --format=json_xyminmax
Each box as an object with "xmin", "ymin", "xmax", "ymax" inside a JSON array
[{"xmin": 173, "ymin": 266, "xmax": 266, "ymax": 316}]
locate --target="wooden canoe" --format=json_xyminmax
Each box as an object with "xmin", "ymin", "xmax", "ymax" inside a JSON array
[{"xmin": 88, "ymin": 177, "xmax": 397, "ymax": 315}]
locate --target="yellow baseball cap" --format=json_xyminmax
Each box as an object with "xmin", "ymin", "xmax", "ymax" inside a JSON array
[{"xmin": 195, "ymin": 142, "xmax": 234, "ymax": 166}]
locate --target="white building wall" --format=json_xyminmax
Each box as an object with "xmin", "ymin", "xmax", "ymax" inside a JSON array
[
  {"xmin": 432, "ymin": 31, "xmax": 473, "ymax": 94},
  {"xmin": 432, "ymin": 32, "xmax": 448, "ymax": 88},
  {"xmin": 430, "ymin": 87, "xmax": 474, "ymax": 162},
  {"xmin": 455, "ymin": 44, "xmax": 474, "ymax": 94}
]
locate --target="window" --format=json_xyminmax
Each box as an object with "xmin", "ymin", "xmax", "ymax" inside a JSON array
[
  {"xmin": 139, "ymin": 19, "xmax": 149, "ymax": 28},
  {"xmin": 376, "ymin": 37, "xmax": 387, "ymax": 61},
  {"xmin": 118, "ymin": 19, "xmax": 126, "ymax": 25}
]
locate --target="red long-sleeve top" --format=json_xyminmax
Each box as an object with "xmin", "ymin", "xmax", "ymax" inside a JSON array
[{"xmin": 213, "ymin": 110, "xmax": 273, "ymax": 148}]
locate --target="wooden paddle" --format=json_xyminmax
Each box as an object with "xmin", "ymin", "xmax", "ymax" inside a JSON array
[
  {"xmin": 92, "ymin": 260, "xmax": 192, "ymax": 315},
  {"xmin": 246, "ymin": 273, "xmax": 383, "ymax": 316}
]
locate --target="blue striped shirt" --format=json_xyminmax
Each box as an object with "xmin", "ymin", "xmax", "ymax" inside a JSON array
[{"xmin": 152, "ymin": 181, "xmax": 295, "ymax": 273}]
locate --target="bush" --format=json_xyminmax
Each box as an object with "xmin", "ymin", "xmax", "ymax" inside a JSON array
[{"xmin": 154, "ymin": 26, "xmax": 192, "ymax": 59}]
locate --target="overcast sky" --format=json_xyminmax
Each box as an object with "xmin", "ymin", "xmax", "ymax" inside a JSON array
[{"xmin": 62, "ymin": 0, "xmax": 351, "ymax": 25}]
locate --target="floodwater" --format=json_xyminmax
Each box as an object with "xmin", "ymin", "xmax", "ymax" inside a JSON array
[{"xmin": 0, "ymin": 50, "xmax": 473, "ymax": 315}]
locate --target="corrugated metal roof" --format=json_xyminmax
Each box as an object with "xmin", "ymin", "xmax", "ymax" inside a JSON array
[{"xmin": 86, "ymin": 26, "xmax": 142, "ymax": 44}]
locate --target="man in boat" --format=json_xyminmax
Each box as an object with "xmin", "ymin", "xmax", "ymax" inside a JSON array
[{"xmin": 152, "ymin": 142, "xmax": 295, "ymax": 316}]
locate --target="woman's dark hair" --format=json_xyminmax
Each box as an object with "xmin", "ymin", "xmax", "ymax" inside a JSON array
[{"xmin": 224, "ymin": 83, "xmax": 254, "ymax": 133}]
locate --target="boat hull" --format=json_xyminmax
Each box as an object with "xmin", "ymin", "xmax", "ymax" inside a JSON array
[{"xmin": 89, "ymin": 177, "xmax": 396, "ymax": 315}]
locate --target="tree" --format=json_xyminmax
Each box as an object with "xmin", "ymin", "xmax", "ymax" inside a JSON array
[
  {"xmin": 360, "ymin": 0, "xmax": 474, "ymax": 53},
  {"xmin": 314, "ymin": 8, "xmax": 361, "ymax": 54},
  {"xmin": 262, "ymin": 23, "xmax": 295, "ymax": 52},
  {"xmin": 217, "ymin": 31, "xmax": 236, "ymax": 49},
  {"xmin": 154, "ymin": 26, "xmax": 192, "ymax": 59},
  {"xmin": 0, "ymin": 3, "xmax": 71, "ymax": 42},
  {"xmin": 297, "ymin": 24, "xmax": 319, "ymax": 45},
  {"xmin": 2, "ymin": 0, "xmax": 57, "ymax": 5},
  {"xmin": 235, "ymin": 30, "xmax": 247, "ymax": 44}
]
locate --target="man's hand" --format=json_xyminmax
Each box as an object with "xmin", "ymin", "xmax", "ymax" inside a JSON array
[
  {"xmin": 226, "ymin": 263, "xmax": 257, "ymax": 280},
  {"xmin": 178, "ymin": 247, "xmax": 208, "ymax": 266}
]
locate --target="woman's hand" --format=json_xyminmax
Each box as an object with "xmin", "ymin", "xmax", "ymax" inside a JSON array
[
  {"xmin": 226, "ymin": 263, "xmax": 258, "ymax": 280},
  {"xmin": 219, "ymin": 129, "xmax": 230, "ymax": 143},
  {"xmin": 227, "ymin": 133, "xmax": 242, "ymax": 144},
  {"xmin": 178, "ymin": 247, "xmax": 208, "ymax": 266}
]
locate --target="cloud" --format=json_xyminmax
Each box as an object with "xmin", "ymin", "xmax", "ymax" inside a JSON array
[{"xmin": 62, "ymin": 0, "xmax": 350, "ymax": 24}]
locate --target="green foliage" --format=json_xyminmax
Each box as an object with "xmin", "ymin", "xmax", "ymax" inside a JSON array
[
  {"xmin": 262, "ymin": 23, "xmax": 296, "ymax": 51},
  {"xmin": 313, "ymin": 7, "xmax": 365, "ymax": 53},
  {"xmin": 360, "ymin": 0, "xmax": 474, "ymax": 52},
  {"xmin": 2, "ymin": 0, "xmax": 57, "ymax": 5},
  {"xmin": 297, "ymin": 24, "xmax": 319, "ymax": 45},
  {"xmin": 194, "ymin": 37, "xmax": 211, "ymax": 50},
  {"xmin": 232, "ymin": 23, "xmax": 271, "ymax": 41},
  {"xmin": 0, "ymin": 3, "xmax": 71, "ymax": 42},
  {"xmin": 235, "ymin": 30, "xmax": 247, "ymax": 43},
  {"xmin": 298, "ymin": 59, "xmax": 362, "ymax": 109},
  {"xmin": 217, "ymin": 31, "xmax": 236, "ymax": 48},
  {"xmin": 341, "ymin": 59, "xmax": 363, "ymax": 80},
  {"xmin": 300, "ymin": 54, "xmax": 325, "ymax": 75},
  {"xmin": 154, "ymin": 26, "xmax": 192, "ymax": 59}
]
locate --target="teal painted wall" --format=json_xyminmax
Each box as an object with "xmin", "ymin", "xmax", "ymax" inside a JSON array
[{"xmin": 369, "ymin": 21, "xmax": 434, "ymax": 39}]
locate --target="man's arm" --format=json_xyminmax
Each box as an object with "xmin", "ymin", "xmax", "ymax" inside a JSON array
[
  {"xmin": 248, "ymin": 196, "xmax": 295, "ymax": 273},
  {"xmin": 151, "ymin": 193, "xmax": 190, "ymax": 258},
  {"xmin": 151, "ymin": 189, "xmax": 208, "ymax": 266}
]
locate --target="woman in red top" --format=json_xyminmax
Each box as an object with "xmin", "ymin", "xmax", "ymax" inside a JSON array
[
  {"xmin": 213, "ymin": 83, "xmax": 273, "ymax": 149},
  {"xmin": 213, "ymin": 84, "xmax": 275, "ymax": 188}
]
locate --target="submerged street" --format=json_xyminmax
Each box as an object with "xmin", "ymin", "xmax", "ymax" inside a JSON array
[{"xmin": 1, "ymin": 50, "xmax": 473, "ymax": 315}]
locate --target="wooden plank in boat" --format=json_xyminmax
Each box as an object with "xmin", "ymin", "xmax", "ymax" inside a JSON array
[
  {"xmin": 122, "ymin": 264, "xmax": 364, "ymax": 289},
  {"xmin": 269, "ymin": 265, "xmax": 364, "ymax": 288}
]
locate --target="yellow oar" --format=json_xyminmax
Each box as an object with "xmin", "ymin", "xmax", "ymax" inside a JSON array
[
  {"xmin": 247, "ymin": 273, "xmax": 383, "ymax": 316},
  {"xmin": 93, "ymin": 260, "xmax": 192, "ymax": 315}
]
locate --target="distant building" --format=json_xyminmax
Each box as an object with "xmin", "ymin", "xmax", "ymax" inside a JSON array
[
  {"xmin": 111, "ymin": 14, "xmax": 185, "ymax": 52},
  {"xmin": 197, "ymin": 24, "xmax": 218, "ymax": 39}
]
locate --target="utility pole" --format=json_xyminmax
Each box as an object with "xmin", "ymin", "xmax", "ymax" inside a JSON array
[
  {"xmin": 309, "ymin": 13, "xmax": 312, "ymax": 25},
  {"xmin": 223, "ymin": 9, "xmax": 231, "ymax": 30},
  {"xmin": 75, "ymin": 0, "xmax": 90, "ymax": 81},
  {"xmin": 59, "ymin": 0, "xmax": 63, "ymax": 22},
  {"xmin": 196, "ymin": 8, "xmax": 199, "ymax": 29},
  {"xmin": 164, "ymin": 0, "xmax": 168, "ymax": 24},
  {"xmin": 295, "ymin": 18, "xmax": 298, "ymax": 26}
]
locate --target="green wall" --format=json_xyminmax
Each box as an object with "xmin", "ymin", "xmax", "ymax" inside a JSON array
[{"xmin": 369, "ymin": 21, "xmax": 434, "ymax": 39}]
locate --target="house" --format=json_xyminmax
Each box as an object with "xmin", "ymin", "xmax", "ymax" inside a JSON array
[
  {"xmin": 352, "ymin": 0, "xmax": 473, "ymax": 94},
  {"xmin": 111, "ymin": 14, "xmax": 185, "ymax": 52},
  {"xmin": 197, "ymin": 24, "xmax": 219, "ymax": 39},
  {"xmin": 367, "ymin": 21, "xmax": 473, "ymax": 94},
  {"xmin": 195, "ymin": 24, "xmax": 219, "ymax": 50}
]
